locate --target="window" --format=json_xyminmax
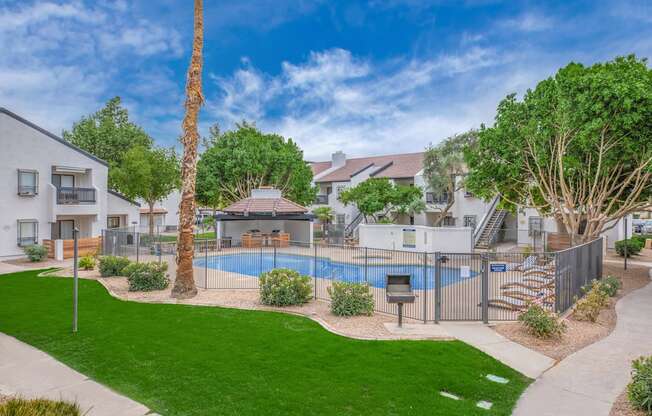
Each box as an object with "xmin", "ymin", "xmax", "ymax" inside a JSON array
[
  {"xmin": 463, "ymin": 215, "xmax": 477, "ymax": 229},
  {"xmin": 107, "ymin": 216, "xmax": 121, "ymax": 229},
  {"xmin": 442, "ymin": 216, "xmax": 456, "ymax": 226},
  {"xmin": 17, "ymin": 169, "xmax": 39, "ymax": 196},
  {"xmin": 17, "ymin": 220, "xmax": 38, "ymax": 246},
  {"xmin": 336, "ymin": 214, "xmax": 346, "ymax": 225},
  {"xmin": 426, "ymin": 192, "xmax": 449, "ymax": 204},
  {"xmin": 528, "ymin": 216, "xmax": 543, "ymax": 236},
  {"xmin": 52, "ymin": 174, "xmax": 74, "ymax": 188}
]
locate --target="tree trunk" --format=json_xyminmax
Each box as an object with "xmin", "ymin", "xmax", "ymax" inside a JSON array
[
  {"xmin": 431, "ymin": 198, "xmax": 455, "ymax": 227},
  {"xmin": 171, "ymin": 0, "xmax": 203, "ymax": 299},
  {"xmin": 148, "ymin": 201, "xmax": 155, "ymax": 238}
]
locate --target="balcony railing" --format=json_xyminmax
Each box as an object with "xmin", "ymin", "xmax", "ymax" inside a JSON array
[
  {"xmin": 314, "ymin": 194, "xmax": 329, "ymax": 205},
  {"xmin": 426, "ymin": 192, "xmax": 449, "ymax": 204},
  {"xmin": 57, "ymin": 187, "xmax": 96, "ymax": 204}
]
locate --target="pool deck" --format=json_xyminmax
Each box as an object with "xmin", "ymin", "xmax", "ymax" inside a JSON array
[{"xmin": 130, "ymin": 245, "xmax": 550, "ymax": 322}]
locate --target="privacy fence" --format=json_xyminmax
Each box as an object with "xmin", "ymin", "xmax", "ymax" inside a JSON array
[{"xmin": 102, "ymin": 229, "xmax": 603, "ymax": 322}]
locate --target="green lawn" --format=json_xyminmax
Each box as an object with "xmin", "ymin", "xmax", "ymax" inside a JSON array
[{"xmin": 0, "ymin": 271, "xmax": 530, "ymax": 416}]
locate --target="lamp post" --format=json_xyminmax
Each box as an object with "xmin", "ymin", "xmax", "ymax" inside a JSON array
[
  {"xmin": 624, "ymin": 217, "xmax": 628, "ymax": 271},
  {"xmin": 72, "ymin": 227, "xmax": 79, "ymax": 333}
]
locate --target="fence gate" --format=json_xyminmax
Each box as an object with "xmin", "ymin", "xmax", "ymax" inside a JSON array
[{"xmin": 437, "ymin": 253, "xmax": 486, "ymax": 321}]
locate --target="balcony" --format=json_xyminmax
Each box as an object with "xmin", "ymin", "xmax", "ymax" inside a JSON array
[
  {"xmin": 57, "ymin": 187, "xmax": 96, "ymax": 204},
  {"xmin": 426, "ymin": 192, "xmax": 449, "ymax": 204},
  {"xmin": 314, "ymin": 194, "xmax": 329, "ymax": 205}
]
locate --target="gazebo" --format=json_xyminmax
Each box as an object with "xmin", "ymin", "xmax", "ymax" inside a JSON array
[{"xmin": 215, "ymin": 188, "xmax": 314, "ymax": 247}]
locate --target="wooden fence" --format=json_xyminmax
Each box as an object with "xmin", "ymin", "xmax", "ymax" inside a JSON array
[{"xmin": 43, "ymin": 237, "xmax": 102, "ymax": 259}]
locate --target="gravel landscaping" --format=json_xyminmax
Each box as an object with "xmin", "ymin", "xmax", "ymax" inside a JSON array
[
  {"xmin": 43, "ymin": 267, "xmax": 430, "ymax": 340},
  {"xmin": 493, "ymin": 263, "xmax": 651, "ymax": 362},
  {"xmin": 610, "ymin": 389, "xmax": 647, "ymax": 416}
]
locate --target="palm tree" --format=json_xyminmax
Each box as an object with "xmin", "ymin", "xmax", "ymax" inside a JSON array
[{"xmin": 171, "ymin": 0, "xmax": 203, "ymax": 299}]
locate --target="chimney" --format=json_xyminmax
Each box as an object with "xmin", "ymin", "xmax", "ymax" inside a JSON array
[
  {"xmin": 332, "ymin": 151, "xmax": 347, "ymax": 168},
  {"xmin": 251, "ymin": 187, "xmax": 282, "ymax": 199}
]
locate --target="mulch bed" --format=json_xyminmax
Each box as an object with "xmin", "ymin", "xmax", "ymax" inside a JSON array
[
  {"xmin": 493, "ymin": 263, "xmax": 651, "ymax": 362},
  {"xmin": 610, "ymin": 389, "xmax": 647, "ymax": 416}
]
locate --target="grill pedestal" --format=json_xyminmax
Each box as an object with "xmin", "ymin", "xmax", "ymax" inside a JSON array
[{"xmin": 386, "ymin": 274, "xmax": 416, "ymax": 328}]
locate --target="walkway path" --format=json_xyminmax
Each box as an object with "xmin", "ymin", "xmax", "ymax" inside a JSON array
[
  {"xmin": 513, "ymin": 280, "xmax": 652, "ymax": 416},
  {"xmin": 0, "ymin": 333, "xmax": 153, "ymax": 416},
  {"xmin": 385, "ymin": 322, "xmax": 555, "ymax": 379}
]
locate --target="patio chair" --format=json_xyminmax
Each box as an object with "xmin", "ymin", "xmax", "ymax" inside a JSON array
[
  {"xmin": 502, "ymin": 289, "xmax": 555, "ymax": 306},
  {"xmin": 486, "ymin": 297, "xmax": 529, "ymax": 311},
  {"xmin": 506, "ymin": 255, "xmax": 537, "ymax": 271},
  {"xmin": 500, "ymin": 279, "xmax": 554, "ymax": 291}
]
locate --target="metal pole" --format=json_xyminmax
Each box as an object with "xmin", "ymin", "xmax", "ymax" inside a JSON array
[
  {"xmin": 423, "ymin": 252, "xmax": 427, "ymax": 324},
  {"xmin": 313, "ymin": 243, "xmax": 317, "ymax": 300},
  {"xmin": 158, "ymin": 228, "xmax": 162, "ymax": 265},
  {"xmin": 398, "ymin": 303, "xmax": 403, "ymax": 328},
  {"xmin": 72, "ymin": 227, "xmax": 79, "ymax": 333},
  {"xmin": 364, "ymin": 247, "xmax": 368, "ymax": 284},
  {"xmin": 136, "ymin": 231, "xmax": 139, "ymax": 263},
  {"xmin": 481, "ymin": 254, "xmax": 489, "ymax": 324},
  {"xmin": 205, "ymin": 239, "xmax": 208, "ymax": 289},
  {"xmin": 273, "ymin": 244, "xmax": 277, "ymax": 269},
  {"xmin": 434, "ymin": 252, "xmax": 441, "ymax": 323}
]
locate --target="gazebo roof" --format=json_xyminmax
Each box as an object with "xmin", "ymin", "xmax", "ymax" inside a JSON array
[{"xmin": 222, "ymin": 188, "xmax": 309, "ymax": 216}]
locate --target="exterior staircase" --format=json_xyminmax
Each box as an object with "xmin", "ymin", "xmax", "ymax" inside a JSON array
[
  {"xmin": 474, "ymin": 209, "xmax": 507, "ymax": 249},
  {"xmin": 344, "ymin": 213, "xmax": 364, "ymax": 239}
]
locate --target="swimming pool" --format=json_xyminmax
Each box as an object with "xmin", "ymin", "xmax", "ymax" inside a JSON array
[{"xmin": 194, "ymin": 253, "xmax": 477, "ymax": 289}]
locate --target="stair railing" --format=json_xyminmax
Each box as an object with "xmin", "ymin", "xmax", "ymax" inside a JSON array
[{"xmin": 473, "ymin": 195, "xmax": 501, "ymax": 247}]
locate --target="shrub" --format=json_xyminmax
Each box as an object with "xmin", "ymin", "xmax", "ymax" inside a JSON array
[
  {"xmin": 574, "ymin": 280, "xmax": 610, "ymax": 322},
  {"xmin": 599, "ymin": 275, "xmax": 622, "ymax": 298},
  {"xmin": 628, "ymin": 355, "xmax": 652, "ymax": 414},
  {"xmin": 0, "ymin": 397, "xmax": 81, "ymax": 415},
  {"xmin": 259, "ymin": 268, "xmax": 312, "ymax": 306},
  {"xmin": 98, "ymin": 256, "xmax": 131, "ymax": 277},
  {"xmin": 78, "ymin": 255, "xmax": 96, "ymax": 271},
  {"xmin": 123, "ymin": 262, "xmax": 169, "ymax": 291},
  {"xmin": 23, "ymin": 245, "xmax": 47, "ymax": 262},
  {"xmin": 518, "ymin": 303, "xmax": 566, "ymax": 339},
  {"xmin": 616, "ymin": 239, "xmax": 642, "ymax": 257},
  {"xmin": 328, "ymin": 281, "xmax": 375, "ymax": 317}
]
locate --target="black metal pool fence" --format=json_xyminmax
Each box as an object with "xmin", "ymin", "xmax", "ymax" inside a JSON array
[{"xmin": 102, "ymin": 229, "xmax": 603, "ymax": 322}]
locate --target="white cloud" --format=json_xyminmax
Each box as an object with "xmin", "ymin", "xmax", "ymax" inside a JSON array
[
  {"xmin": 0, "ymin": 1, "xmax": 183, "ymax": 137},
  {"xmin": 206, "ymin": 47, "xmax": 520, "ymax": 160},
  {"xmin": 498, "ymin": 12, "xmax": 554, "ymax": 32}
]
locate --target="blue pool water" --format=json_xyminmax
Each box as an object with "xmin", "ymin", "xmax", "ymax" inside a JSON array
[{"xmin": 194, "ymin": 253, "xmax": 477, "ymax": 289}]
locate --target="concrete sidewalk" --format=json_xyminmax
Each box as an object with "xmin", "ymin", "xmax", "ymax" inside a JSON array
[
  {"xmin": 0, "ymin": 333, "xmax": 152, "ymax": 416},
  {"xmin": 384, "ymin": 322, "xmax": 555, "ymax": 379},
  {"xmin": 513, "ymin": 280, "xmax": 652, "ymax": 416},
  {"xmin": 440, "ymin": 322, "xmax": 556, "ymax": 379}
]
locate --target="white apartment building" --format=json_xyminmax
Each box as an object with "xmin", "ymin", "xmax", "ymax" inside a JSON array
[
  {"xmin": 310, "ymin": 150, "xmax": 490, "ymax": 228},
  {"xmin": 310, "ymin": 151, "xmax": 630, "ymax": 250},
  {"xmin": 0, "ymin": 107, "xmax": 141, "ymax": 258}
]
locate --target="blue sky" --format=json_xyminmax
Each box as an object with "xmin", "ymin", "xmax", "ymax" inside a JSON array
[{"xmin": 1, "ymin": 0, "xmax": 651, "ymax": 161}]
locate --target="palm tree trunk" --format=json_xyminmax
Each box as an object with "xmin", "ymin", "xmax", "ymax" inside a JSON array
[{"xmin": 171, "ymin": 0, "xmax": 203, "ymax": 299}]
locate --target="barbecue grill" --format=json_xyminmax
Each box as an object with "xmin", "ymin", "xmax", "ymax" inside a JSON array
[{"xmin": 386, "ymin": 274, "xmax": 416, "ymax": 327}]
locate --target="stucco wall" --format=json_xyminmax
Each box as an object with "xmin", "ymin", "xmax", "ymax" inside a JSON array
[
  {"xmin": 107, "ymin": 193, "xmax": 140, "ymax": 229},
  {"xmin": 0, "ymin": 111, "xmax": 109, "ymax": 258},
  {"xmin": 359, "ymin": 224, "xmax": 473, "ymax": 252}
]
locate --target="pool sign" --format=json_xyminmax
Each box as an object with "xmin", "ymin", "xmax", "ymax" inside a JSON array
[
  {"xmin": 490, "ymin": 263, "xmax": 507, "ymax": 272},
  {"xmin": 402, "ymin": 228, "xmax": 416, "ymax": 248},
  {"xmin": 460, "ymin": 265, "xmax": 471, "ymax": 278}
]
